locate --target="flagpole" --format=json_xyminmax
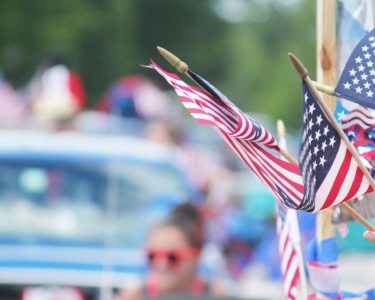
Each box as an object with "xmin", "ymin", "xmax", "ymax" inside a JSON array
[
  {"xmin": 276, "ymin": 120, "xmax": 308, "ymax": 300},
  {"xmin": 317, "ymin": 0, "xmax": 337, "ymax": 110},
  {"xmin": 288, "ymin": 52, "xmax": 375, "ymax": 231}
]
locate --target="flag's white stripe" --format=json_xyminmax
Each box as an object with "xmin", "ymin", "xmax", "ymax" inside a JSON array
[
  {"xmin": 245, "ymin": 143, "xmax": 304, "ymax": 199},
  {"xmin": 279, "ymin": 226, "xmax": 289, "ymax": 254},
  {"xmin": 177, "ymin": 87, "xmax": 232, "ymax": 119},
  {"xmin": 314, "ymin": 142, "xmax": 348, "ymax": 211},
  {"xmin": 284, "ymin": 257, "xmax": 299, "ymax": 297},
  {"xmin": 227, "ymin": 137, "xmax": 287, "ymax": 205},
  {"xmin": 153, "ymin": 64, "xmax": 279, "ymax": 147},
  {"xmin": 177, "ymin": 89, "xmax": 238, "ymax": 130},
  {"xmin": 331, "ymin": 175, "xmax": 370, "ymax": 207},
  {"xmin": 287, "ymin": 210, "xmax": 302, "ymax": 245},
  {"xmin": 343, "ymin": 108, "xmax": 374, "ymax": 121},
  {"xmin": 244, "ymin": 143, "xmax": 303, "ymax": 204},
  {"xmin": 281, "ymin": 241, "xmax": 293, "ymax": 273},
  {"xmin": 342, "ymin": 118, "xmax": 375, "ymax": 129},
  {"xmin": 154, "ymin": 63, "xmax": 249, "ymax": 137},
  {"xmin": 334, "ymin": 158, "xmax": 360, "ymax": 202},
  {"xmin": 180, "ymin": 89, "xmax": 240, "ymax": 131},
  {"xmin": 247, "ymin": 142, "xmax": 303, "ymax": 185}
]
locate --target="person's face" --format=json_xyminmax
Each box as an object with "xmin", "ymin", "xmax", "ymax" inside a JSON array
[{"xmin": 146, "ymin": 225, "xmax": 200, "ymax": 294}]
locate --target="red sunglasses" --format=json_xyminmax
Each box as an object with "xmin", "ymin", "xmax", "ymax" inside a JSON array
[{"xmin": 146, "ymin": 247, "xmax": 199, "ymax": 268}]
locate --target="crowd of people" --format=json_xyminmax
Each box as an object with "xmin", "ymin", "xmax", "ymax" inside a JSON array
[
  {"xmin": 2, "ymin": 55, "xmax": 375, "ymax": 299},
  {"xmin": 1, "ymin": 56, "xmax": 284, "ymax": 295}
]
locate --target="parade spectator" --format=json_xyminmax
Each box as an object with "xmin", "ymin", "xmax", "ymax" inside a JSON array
[
  {"xmin": 119, "ymin": 202, "xmax": 227, "ymax": 300},
  {"xmin": 26, "ymin": 54, "xmax": 86, "ymax": 129},
  {"xmin": 96, "ymin": 75, "xmax": 174, "ymax": 121}
]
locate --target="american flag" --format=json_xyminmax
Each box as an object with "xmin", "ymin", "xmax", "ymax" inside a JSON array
[
  {"xmin": 335, "ymin": 28, "xmax": 375, "ymax": 109},
  {"xmin": 277, "ymin": 204, "xmax": 302, "ymax": 300},
  {"xmin": 148, "ymin": 61, "xmax": 304, "ymax": 209},
  {"xmin": 341, "ymin": 106, "xmax": 375, "ymax": 131},
  {"xmin": 299, "ymin": 80, "xmax": 373, "ymax": 212},
  {"xmin": 341, "ymin": 106, "xmax": 375, "ymax": 179},
  {"xmin": 277, "ymin": 131, "xmax": 305, "ymax": 300}
]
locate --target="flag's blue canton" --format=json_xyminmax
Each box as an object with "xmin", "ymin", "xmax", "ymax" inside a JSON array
[
  {"xmin": 277, "ymin": 200, "xmax": 287, "ymax": 225},
  {"xmin": 335, "ymin": 28, "xmax": 375, "ymax": 108},
  {"xmin": 299, "ymin": 81, "xmax": 341, "ymax": 212},
  {"xmin": 188, "ymin": 70, "xmax": 230, "ymax": 104},
  {"xmin": 188, "ymin": 70, "xmax": 268, "ymax": 143},
  {"xmin": 276, "ymin": 185, "xmax": 299, "ymax": 209}
]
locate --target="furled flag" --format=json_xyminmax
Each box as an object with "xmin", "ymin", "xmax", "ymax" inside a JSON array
[
  {"xmin": 299, "ymin": 80, "xmax": 373, "ymax": 212},
  {"xmin": 276, "ymin": 126, "xmax": 306, "ymax": 300},
  {"xmin": 277, "ymin": 197, "xmax": 305, "ymax": 300},
  {"xmin": 334, "ymin": 28, "xmax": 375, "ymax": 109},
  {"xmin": 147, "ymin": 61, "xmax": 304, "ymax": 210}
]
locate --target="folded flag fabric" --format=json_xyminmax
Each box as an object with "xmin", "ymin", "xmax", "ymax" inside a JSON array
[
  {"xmin": 148, "ymin": 61, "xmax": 373, "ymax": 213},
  {"xmin": 298, "ymin": 80, "xmax": 373, "ymax": 212},
  {"xmin": 148, "ymin": 61, "xmax": 304, "ymax": 209}
]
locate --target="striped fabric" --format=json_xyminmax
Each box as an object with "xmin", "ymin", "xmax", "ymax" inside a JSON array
[
  {"xmin": 341, "ymin": 106, "xmax": 375, "ymax": 130},
  {"xmin": 149, "ymin": 61, "xmax": 304, "ymax": 209},
  {"xmin": 277, "ymin": 203, "xmax": 301, "ymax": 300}
]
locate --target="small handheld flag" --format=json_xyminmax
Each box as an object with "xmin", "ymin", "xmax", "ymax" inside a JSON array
[{"xmin": 146, "ymin": 56, "xmax": 304, "ymax": 210}]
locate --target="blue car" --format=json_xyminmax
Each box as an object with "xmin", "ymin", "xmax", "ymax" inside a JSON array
[{"xmin": 0, "ymin": 130, "xmax": 198, "ymax": 299}]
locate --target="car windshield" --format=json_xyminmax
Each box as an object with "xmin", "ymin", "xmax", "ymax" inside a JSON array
[{"xmin": 0, "ymin": 158, "xmax": 189, "ymax": 248}]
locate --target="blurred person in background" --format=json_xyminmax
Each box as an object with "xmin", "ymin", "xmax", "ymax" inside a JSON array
[
  {"xmin": 144, "ymin": 118, "xmax": 219, "ymax": 197},
  {"xmin": 0, "ymin": 71, "xmax": 25, "ymax": 127},
  {"xmin": 118, "ymin": 202, "xmax": 228, "ymax": 300},
  {"xmin": 96, "ymin": 75, "xmax": 175, "ymax": 121},
  {"xmin": 26, "ymin": 54, "xmax": 86, "ymax": 130}
]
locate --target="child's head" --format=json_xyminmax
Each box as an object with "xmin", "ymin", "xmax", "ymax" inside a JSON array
[{"xmin": 146, "ymin": 202, "xmax": 204, "ymax": 294}]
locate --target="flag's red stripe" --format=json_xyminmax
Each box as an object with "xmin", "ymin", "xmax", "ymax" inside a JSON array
[
  {"xmin": 344, "ymin": 167, "xmax": 367, "ymax": 201},
  {"xmin": 244, "ymin": 142, "xmax": 303, "ymax": 205},
  {"xmin": 321, "ymin": 150, "xmax": 352, "ymax": 209}
]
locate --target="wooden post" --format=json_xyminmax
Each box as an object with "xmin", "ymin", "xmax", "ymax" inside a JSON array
[
  {"xmin": 317, "ymin": 0, "xmax": 337, "ymax": 111},
  {"xmin": 316, "ymin": 0, "xmax": 337, "ymax": 242}
]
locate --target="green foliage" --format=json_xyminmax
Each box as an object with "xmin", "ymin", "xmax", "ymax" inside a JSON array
[{"xmin": 0, "ymin": 0, "xmax": 315, "ymax": 128}]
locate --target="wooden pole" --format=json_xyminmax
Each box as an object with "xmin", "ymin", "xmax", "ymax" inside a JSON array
[
  {"xmin": 276, "ymin": 120, "xmax": 308, "ymax": 300},
  {"xmin": 288, "ymin": 52, "xmax": 375, "ymax": 231},
  {"xmin": 317, "ymin": 0, "xmax": 337, "ymax": 111},
  {"xmin": 316, "ymin": 0, "xmax": 339, "ymax": 244}
]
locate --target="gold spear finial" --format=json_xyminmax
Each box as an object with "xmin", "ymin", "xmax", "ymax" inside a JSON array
[
  {"xmin": 288, "ymin": 53, "xmax": 309, "ymax": 79},
  {"xmin": 157, "ymin": 46, "xmax": 189, "ymax": 74}
]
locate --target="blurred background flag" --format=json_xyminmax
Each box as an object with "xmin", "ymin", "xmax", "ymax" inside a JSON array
[
  {"xmin": 341, "ymin": 106, "xmax": 375, "ymax": 175},
  {"xmin": 276, "ymin": 120, "xmax": 307, "ymax": 300},
  {"xmin": 147, "ymin": 60, "xmax": 305, "ymax": 210},
  {"xmin": 298, "ymin": 80, "xmax": 373, "ymax": 212},
  {"xmin": 277, "ymin": 204, "xmax": 301, "ymax": 300},
  {"xmin": 334, "ymin": 28, "xmax": 375, "ymax": 109}
]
